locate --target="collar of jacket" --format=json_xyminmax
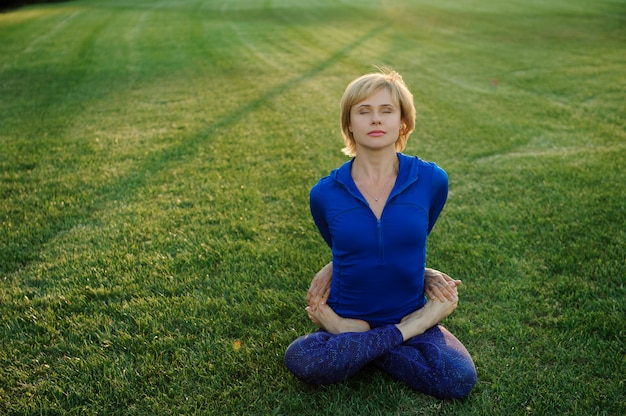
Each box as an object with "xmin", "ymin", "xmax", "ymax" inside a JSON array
[{"xmin": 329, "ymin": 153, "xmax": 421, "ymax": 203}]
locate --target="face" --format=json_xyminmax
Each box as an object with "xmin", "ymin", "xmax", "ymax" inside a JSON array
[{"xmin": 348, "ymin": 88, "xmax": 403, "ymax": 154}]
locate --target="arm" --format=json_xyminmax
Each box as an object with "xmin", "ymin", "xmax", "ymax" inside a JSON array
[
  {"xmin": 424, "ymin": 165, "xmax": 458, "ymax": 301},
  {"xmin": 310, "ymin": 182, "xmax": 332, "ymax": 247},
  {"xmin": 307, "ymin": 181, "xmax": 333, "ymax": 310},
  {"xmin": 427, "ymin": 165, "xmax": 448, "ymax": 234}
]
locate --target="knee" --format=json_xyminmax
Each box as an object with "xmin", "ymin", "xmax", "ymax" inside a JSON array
[
  {"xmin": 436, "ymin": 363, "xmax": 477, "ymax": 399},
  {"xmin": 283, "ymin": 337, "xmax": 325, "ymax": 384},
  {"xmin": 284, "ymin": 334, "xmax": 350, "ymax": 385},
  {"xmin": 284, "ymin": 338, "xmax": 309, "ymax": 378}
]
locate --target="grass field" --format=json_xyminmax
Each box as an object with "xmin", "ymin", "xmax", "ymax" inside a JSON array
[{"xmin": 1, "ymin": 0, "xmax": 624, "ymax": 414}]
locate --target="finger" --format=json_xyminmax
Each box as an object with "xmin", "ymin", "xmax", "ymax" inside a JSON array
[
  {"xmin": 312, "ymin": 282, "xmax": 328, "ymax": 298},
  {"xmin": 440, "ymin": 273, "xmax": 460, "ymax": 285},
  {"xmin": 447, "ymin": 278, "xmax": 459, "ymax": 287},
  {"xmin": 429, "ymin": 287, "xmax": 446, "ymax": 302},
  {"xmin": 445, "ymin": 287, "xmax": 459, "ymax": 301},
  {"xmin": 321, "ymin": 288, "xmax": 330, "ymax": 304},
  {"xmin": 449, "ymin": 286, "xmax": 459, "ymax": 301},
  {"xmin": 307, "ymin": 292, "xmax": 317, "ymax": 307},
  {"xmin": 308, "ymin": 283, "xmax": 320, "ymax": 296},
  {"xmin": 307, "ymin": 284, "xmax": 324, "ymax": 304},
  {"xmin": 307, "ymin": 284, "xmax": 319, "ymax": 300},
  {"xmin": 438, "ymin": 284, "xmax": 459, "ymax": 301}
]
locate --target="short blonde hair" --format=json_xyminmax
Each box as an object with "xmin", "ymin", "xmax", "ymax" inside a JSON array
[{"xmin": 340, "ymin": 69, "xmax": 416, "ymax": 157}]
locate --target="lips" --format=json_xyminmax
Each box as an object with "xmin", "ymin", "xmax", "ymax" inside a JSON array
[{"xmin": 368, "ymin": 130, "xmax": 386, "ymax": 137}]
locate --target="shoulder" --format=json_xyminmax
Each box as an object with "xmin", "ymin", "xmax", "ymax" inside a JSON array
[
  {"xmin": 310, "ymin": 160, "xmax": 352, "ymax": 197},
  {"xmin": 310, "ymin": 175, "xmax": 335, "ymax": 199},
  {"xmin": 398, "ymin": 153, "xmax": 447, "ymax": 181}
]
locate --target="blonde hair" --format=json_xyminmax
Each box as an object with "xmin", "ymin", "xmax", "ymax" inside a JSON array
[{"xmin": 340, "ymin": 68, "xmax": 416, "ymax": 157}]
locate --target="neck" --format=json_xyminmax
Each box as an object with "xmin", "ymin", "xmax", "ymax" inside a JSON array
[{"xmin": 352, "ymin": 151, "xmax": 398, "ymax": 182}]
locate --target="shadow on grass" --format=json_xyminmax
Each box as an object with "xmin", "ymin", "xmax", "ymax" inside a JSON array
[
  {"xmin": 1, "ymin": 0, "xmax": 71, "ymax": 13},
  {"xmin": 2, "ymin": 21, "xmax": 387, "ymax": 275}
]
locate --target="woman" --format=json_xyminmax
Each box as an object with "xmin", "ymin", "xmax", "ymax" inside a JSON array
[{"xmin": 284, "ymin": 69, "xmax": 476, "ymax": 399}]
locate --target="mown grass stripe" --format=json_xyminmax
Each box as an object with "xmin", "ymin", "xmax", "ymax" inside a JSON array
[{"xmin": 0, "ymin": 0, "xmax": 624, "ymax": 414}]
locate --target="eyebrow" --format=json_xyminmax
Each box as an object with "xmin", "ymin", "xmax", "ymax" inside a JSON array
[{"xmin": 356, "ymin": 103, "xmax": 396, "ymax": 109}]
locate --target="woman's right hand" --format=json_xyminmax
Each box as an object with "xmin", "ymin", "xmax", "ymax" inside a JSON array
[{"xmin": 306, "ymin": 262, "xmax": 332, "ymax": 311}]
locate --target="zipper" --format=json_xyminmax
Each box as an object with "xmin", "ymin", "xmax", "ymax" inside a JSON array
[{"xmin": 377, "ymin": 218, "xmax": 383, "ymax": 261}]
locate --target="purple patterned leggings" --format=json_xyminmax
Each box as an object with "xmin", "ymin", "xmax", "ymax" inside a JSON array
[{"xmin": 284, "ymin": 324, "xmax": 476, "ymax": 399}]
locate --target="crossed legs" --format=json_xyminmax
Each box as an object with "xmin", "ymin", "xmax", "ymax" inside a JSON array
[{"xmin": 284, "ymin": 298, "xmax": 476, "ymax": 399}]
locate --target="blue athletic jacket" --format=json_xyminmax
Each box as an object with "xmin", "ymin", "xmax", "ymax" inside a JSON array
[{"xmin": 310, "ymin": 153, "xmax": 448, "ymax": 327}]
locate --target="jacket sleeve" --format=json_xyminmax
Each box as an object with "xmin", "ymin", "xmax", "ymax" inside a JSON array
[
  {"xmin": 427, "ymin": 165, "xmax": 448, "ymax": 234},
  {"xmin": 310, "ymin": 181, "xmax": 333, "ymax": 248}
]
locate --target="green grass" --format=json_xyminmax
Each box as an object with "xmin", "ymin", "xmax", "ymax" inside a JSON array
[{"xmin": 1, "ymin": 0, "xmax": 624, "ymax": 414}]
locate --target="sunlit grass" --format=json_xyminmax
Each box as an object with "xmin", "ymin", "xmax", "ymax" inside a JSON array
[{"xmin": 1, "ymin": 0, "xmax": 624, "ymax": 414}]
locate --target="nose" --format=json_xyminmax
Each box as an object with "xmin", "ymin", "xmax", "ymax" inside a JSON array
[{"xmin": 371, "ymin": 112, "xmax": 382, "ymax": 124}]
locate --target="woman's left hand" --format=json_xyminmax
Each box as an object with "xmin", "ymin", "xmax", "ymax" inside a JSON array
[{"xmin": 424, "ymin": 268, "xmax": 461, "ymax": 302}]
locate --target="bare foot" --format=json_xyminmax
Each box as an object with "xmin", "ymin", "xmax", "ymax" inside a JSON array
[
  {"xmin": 395, "ymin": 296, "xmax": 458, "ymax": 341},
  {"xmin": 306, "ymin": 303, "xmax": 370, "ymax": 334}
]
